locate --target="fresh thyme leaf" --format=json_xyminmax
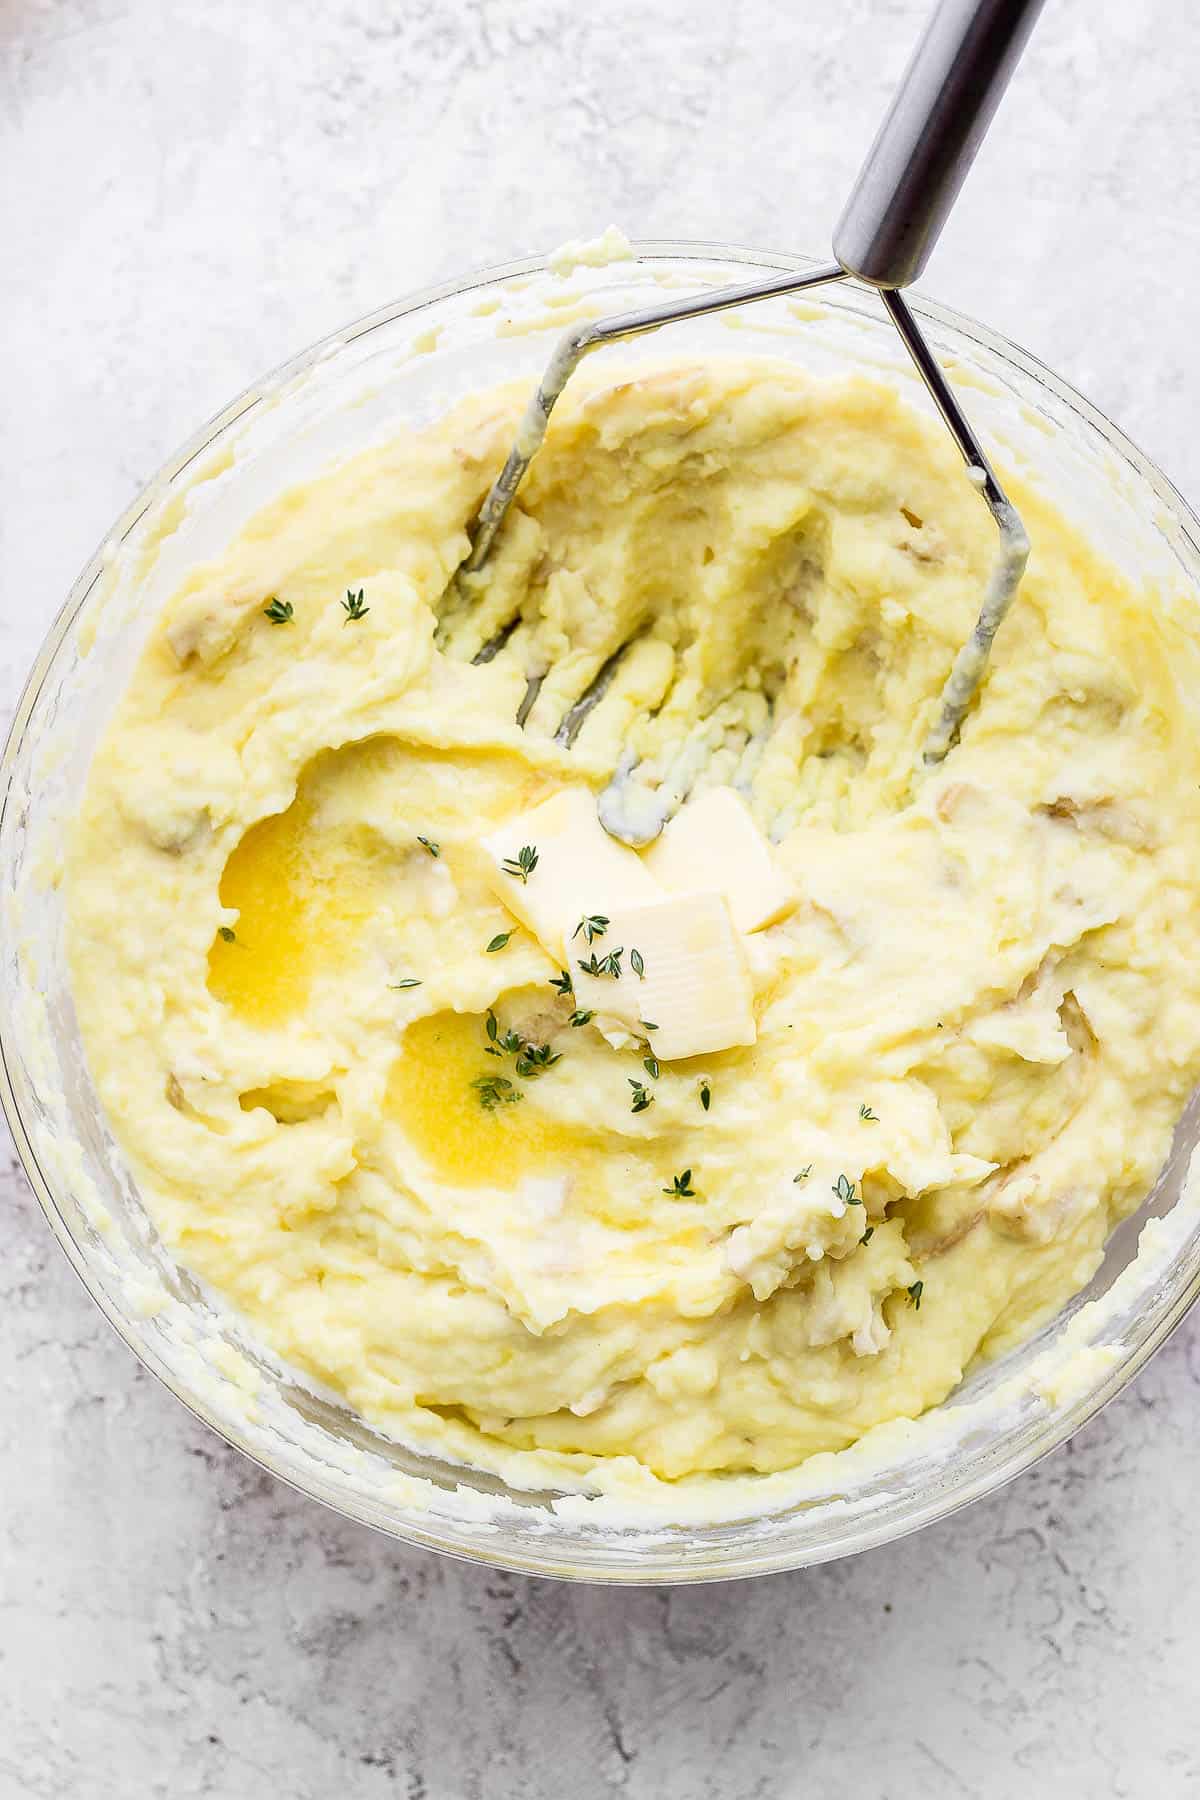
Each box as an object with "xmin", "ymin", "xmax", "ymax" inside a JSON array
[
  {"xmin": 628, "ymin": 1078, "xmax": 654, "ymax": 1114},
  {"xmin": 834, "ymin": 1172, "xmax": 862, "ymax": 1206},
  {"xmin": 699, "ymin": 1079, "xmax": 712, "ymax": 1112},
  {"xmin": 860, "ymin": 1103, "xmax": 879, "ymax": 1123},
  {"xmin": 218, "ymin": 926, "xmax": 237, "ymax": 943},
  {"xmin": 662, "ymin": 1168, "xmax": 696, "ymax": 1198},
  {"xmin": 341, "ymin": 586, "xmax": 369, "ymax": 622},
  {"xmin": 641, "ymin": 1020, "xmax": 659, "ymax": 1032},
  {"xmin": 515, "ymin": 1043, "xmax": 561, "ymax": 1078},
  {"xmin": 907, "ymin": 1279, "xmax": 924, "ymax": 1310},
  {"xmin": 573, "ymin": 914, "xmax": 609, "ymax": 945},
  {"xmin": 486, "ymin": 932, "xmax": 512, "ymax": 953},
  {"xmin": 630, "ymin": 947, "xmax": 645, "ymax": 979},
  {"xmin": 860, "ymin": 1225, "xmax": 875, "ymax": 1246},
  {"xmin": 577, "ymin": 947, "xmax": 623, "ymax": 979},
  {"xmin": 416, "ymin": 836, "xmax": 440, "ymax": 858},
  {"xmin": 472, "ymin": 1074, "xmax": 521, "ymax": 1112},
  {"xmin": 484, "ymin": 1014, "xmax": 524, "ymax": 1057},
  {"xmin": 794, "ymin": 1165, "xmax": 813, "ymax": 1183},
  {"xmin": 568, "ymin": 1009, "xmax": 594, "ymax": 1028},
  {"xmin": 643, "ymin": 1054, "xmax": 660, "ymax": 1080},
  {"xmin": 262, "ymin": 597, "xmax": 293, "ymax": 624},
  {"xmin": 550, "ymin": 969, "xmax": 574, "ymax": 997},
  {"xmin": 502, "ymin": 844, "xmax": 539, "ymax": 884},
  {"xmin": 388, "ymin": 977, "xmax": 422, "ymax": 989}
]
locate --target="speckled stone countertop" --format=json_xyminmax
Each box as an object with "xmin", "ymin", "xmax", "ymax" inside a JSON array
[{"xmin": 3, "ymin": 3, "xmax": 1199, "ymax": 1795}]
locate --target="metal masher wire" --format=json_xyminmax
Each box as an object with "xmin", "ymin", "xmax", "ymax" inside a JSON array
[
  {"xmin": 460, "ymin": 0, "xmax": 1045, "ymax": 828},
  {"xmin": 463, "ymin": 262, "xmax": 849, "ymax": 575}
]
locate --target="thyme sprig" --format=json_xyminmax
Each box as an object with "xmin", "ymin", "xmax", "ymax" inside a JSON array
[
  {"xmin": 502, "ymin": 845, "xmax": 539, "ymax": 884},
  {"xmin": 578, "ymin": 947, "xmax": 623, "ymax": 979},
  {"xmin": 342, "ymin": 586, "xmax": 369, "ymax": 622},
  {"xmin": 663, "ymin": 1169, "xmax": 696, "ymax": 1198},
  {"xmin": 472, "ymin": 1075, "xmax": 520, "ymax": 1112},
  {"xmin": 263, "ymin": 597, "xmax": 293, "ymax": 624},
  {"xmin": 484, "ymin": 1012, "xmax": 525, "ymax": 1058},
  {"xmin": 515, "ymin": 1043, "xmax": 561, "ymax": 1079},
  {"xmin": 834, "ymin": 1173, "xmax": 862, "ymax": 1207},
  {"xmin": 573, "ymin": 914, "xmax": 609, "ymax": 945}
]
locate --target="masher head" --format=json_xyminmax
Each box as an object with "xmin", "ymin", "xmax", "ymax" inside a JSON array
[{"xmin": 450, "ymin": 264, "xmax": 1028, "ymax": 843}]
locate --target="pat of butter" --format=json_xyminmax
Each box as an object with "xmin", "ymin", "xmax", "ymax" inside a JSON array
[
  {"xmin": 573, "ymin": 891, "xmax": 756, "ymax": 1062},
  {"xmin": 480, "ymin": 787, "xmax": 661, "ymax": 962},
  {"xmin": 644, "ymin": 786, "xmax": 797, "ymax": 933}
]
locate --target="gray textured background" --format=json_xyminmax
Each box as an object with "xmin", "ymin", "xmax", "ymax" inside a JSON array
[{"xmin": 3, "ymin": 3, "xmax": 1199, "ymax": 1795}]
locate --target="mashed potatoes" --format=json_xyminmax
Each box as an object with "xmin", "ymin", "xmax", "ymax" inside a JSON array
[{"xmin": 66, "ymin": 357, "xmax": 1200, "ymax": 1498}]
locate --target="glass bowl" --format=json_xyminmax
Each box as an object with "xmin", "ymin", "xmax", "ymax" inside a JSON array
[{"xmin": 4, "ymin": 242, "xmax": 1200, "ymax": 1583}]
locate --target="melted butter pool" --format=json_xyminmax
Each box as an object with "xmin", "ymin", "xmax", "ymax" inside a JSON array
[
  {"xmin": 207, "ymin": 784, "xmax": 384, "ymax": 1026},
  {"xmin": 386, "ymin": 1011, "xmax": 585, "ymax": 1190}
]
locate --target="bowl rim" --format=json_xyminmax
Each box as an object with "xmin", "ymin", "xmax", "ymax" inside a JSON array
[{"xmin": 5, "ymin": 237, "xmax": 1200, "ymax": 1583}]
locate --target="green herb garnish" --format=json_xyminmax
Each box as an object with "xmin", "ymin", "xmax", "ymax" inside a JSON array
[
  {"xmin": 643, "ymin": 1054, "xmax": 660, "ymax": 1080},
  {"xmin": 860, "ymin": 1103, "xmax": 879, "ymax": 1123},
  {"xmin": 577, "ymin": 947, "xmax": 623, "ymax": 979},
  {"xmin": 794, "ymin": 1165, "xmax": 813, "ymax": 1183},
  {"xmin": 663, "ymin": 1169, "xmax": 696, "ymax": 1198},
  {"xmin": 484, "ymin": 1013, "xmax": 526, "ymax": 1058},
  {"xmin": 262, "ymin": 597, "xmax": 293, "ymax": 624},
  {"xmin": 641, "ymin": 1021, "xmax": 659, "ymax": 1033},
  {"xmin": 573, "ymin": 914, "xmax": 609, "ymax": 945},
  {"xmin": 502, "ymin": 845, "xmax": 539, "ymax": 884},
  {"xmin": 699, "ymin": 1079, "xmax": 712, "ymax": 1112},
  {"xmin": 417, "ymin": 836, "xmax": 440, "ymax": 858},
  {"xmin": 515, "ymin": 1043, "xmax": 561, "ymax": 1079},
  {"xmin": 629, "ymin": 1079, "xmax": 654, "ymax": 1114},
  {"xmin": 472, "ymin": 1075, "xmax": 520, "ymax": 1112},
  {"xmin": 389, "ymin": 977, "xmax": 422, "ymax": 990},
  {"xmin": 569, "ymin": 1009, "xmax": 594, "ymax": 1028},
  {"xmin": 630, "ymin": 947, "xmax": 645, "ymax": 979},
  {"xmin": 907, "ymin": 1280, "xmax": 924, "ymax": 1310},
  {"xmin": 834, "ymin": 1172, "xmax": 862, "ymax": 1206},
  {"xmin": 486, "ymin": 932, "xmax": 512, "ymax": 953},
  {"xmin": 341, "ymin": 586, "xmax": 369, "ymax": 622},
  {"xmin": 550, "ymin": 969, "xmax": 574, "ymax": 997},
  {"xmin": 218, "ymin": 926, "xmax": 237, "ymax": 943},
  {"xmin": 860, "ymin": 1226, "xmax": 875, "ymax": 1247}
]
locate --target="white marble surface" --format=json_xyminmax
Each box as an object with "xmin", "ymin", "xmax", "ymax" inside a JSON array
[{"xmin": 3, "ymin": 2, "xmax": 1199, "ymax": 1794}]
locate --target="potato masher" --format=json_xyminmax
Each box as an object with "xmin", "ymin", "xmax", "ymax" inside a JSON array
[{"xmin": 461, "ymin": 0, "xmax": 1046, "ymax": 843}]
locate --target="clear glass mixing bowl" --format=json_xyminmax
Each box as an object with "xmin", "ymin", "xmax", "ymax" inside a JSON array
[{"xmin": 4, "ymin": 243, "xmax": 1200, "ymax": 1583}]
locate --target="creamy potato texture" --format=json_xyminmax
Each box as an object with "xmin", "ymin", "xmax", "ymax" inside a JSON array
[{"xmin": 67, "ymin": 358, "xmax": 1200, "ymax": 1499}]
